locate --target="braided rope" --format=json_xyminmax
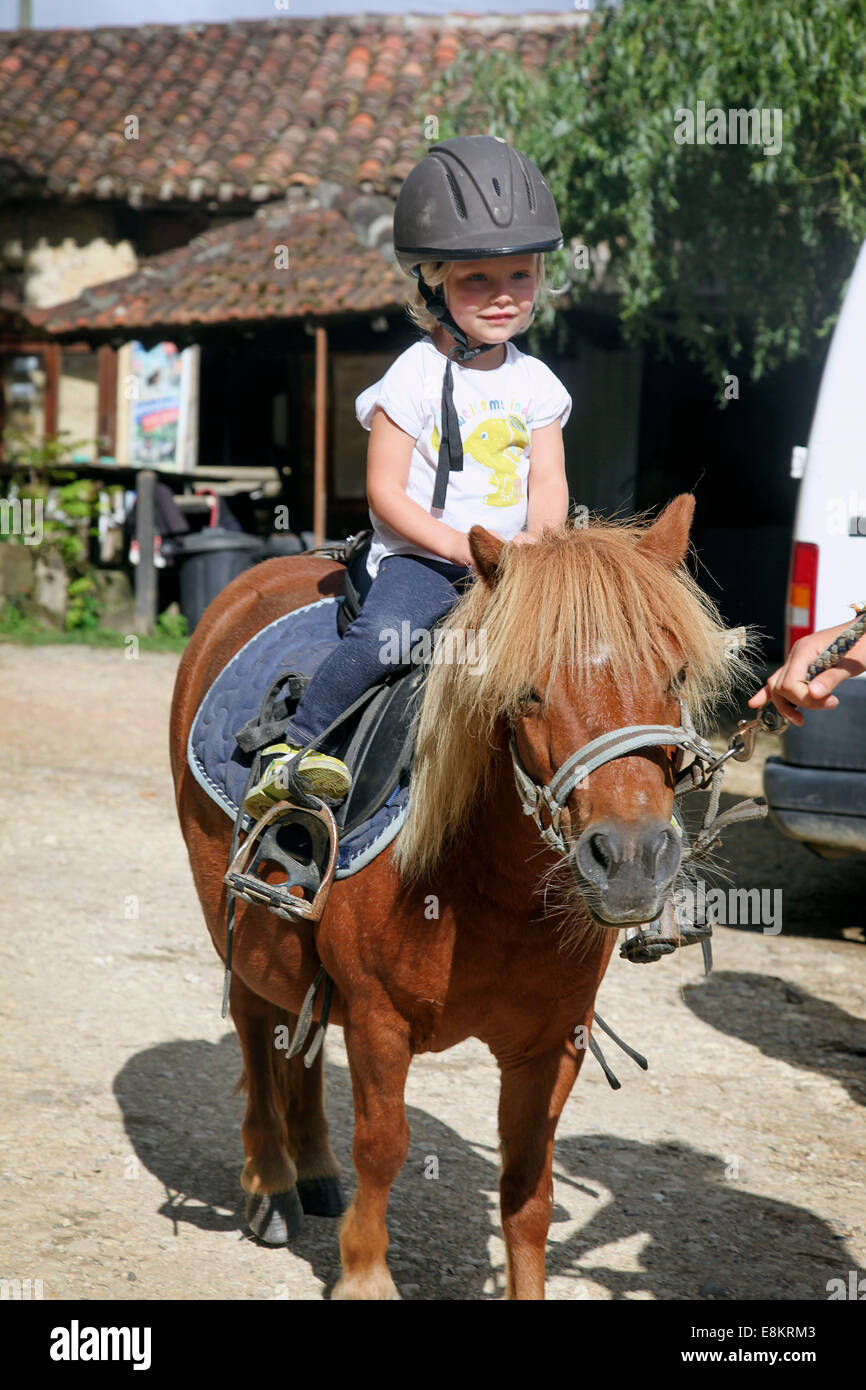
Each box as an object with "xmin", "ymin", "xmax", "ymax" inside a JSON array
[{"xmin": 805, "ymin": 602, "xmax": 866, "ymax": 680}]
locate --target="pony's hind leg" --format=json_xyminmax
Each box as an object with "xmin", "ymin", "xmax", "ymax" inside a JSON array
[
  {"xmin": 230, "ymin": 974, "xmax": 303, "ymax": 1244},
  {"xmin": 283, "ymin": 1029, "xmax": 346, "ymax": 1218}
]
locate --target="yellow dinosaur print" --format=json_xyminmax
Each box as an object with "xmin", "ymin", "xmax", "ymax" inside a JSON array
[{"xmin": 431, "ymin": 414, "xmax": 529, "ymax": 506}]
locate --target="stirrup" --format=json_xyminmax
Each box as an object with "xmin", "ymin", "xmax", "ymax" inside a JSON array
[{"xmin": 223, "ymin": 798, "xmax": 338, "ymax": 923}]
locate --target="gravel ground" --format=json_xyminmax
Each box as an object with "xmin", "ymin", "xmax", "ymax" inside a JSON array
[{"xmin": 1, "ymin": 644, "xmax": 864, "ymax": 1302}]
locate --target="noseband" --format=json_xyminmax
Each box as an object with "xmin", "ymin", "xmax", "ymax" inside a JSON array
[{"xmin": 510, "ymin": 696, "xmax": 768, "ymax": 860}]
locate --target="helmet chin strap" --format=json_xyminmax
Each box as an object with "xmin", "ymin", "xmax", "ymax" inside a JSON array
[{"xmin": 416, "ymin": 272, "xmax": 499, "ymax": 511}]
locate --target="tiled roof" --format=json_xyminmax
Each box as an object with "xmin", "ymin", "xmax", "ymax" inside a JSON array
[
  {"xmin": 26, "ymin": 188, "xmax": 408, "ymax": 336},
  {"xmin": 0, "ymin": 14, "xmax": 589, "ymax": 206}
]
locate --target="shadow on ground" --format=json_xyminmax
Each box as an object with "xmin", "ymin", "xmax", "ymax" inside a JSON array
[
  {"xmin": 683, "ymin": 971, "xmax": 866, "ymax": 1108},
  {"xmin": 113, "ymin": 1037, "xmax": 854, "ymax": 1299}
]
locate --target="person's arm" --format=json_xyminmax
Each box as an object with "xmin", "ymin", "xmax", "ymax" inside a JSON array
[
  {"xmin": 366, "ymin": 406, "xmax": 473, "ymax": 567},
  {"xmin": 748, "ymin": 620, "xmax": 866, "ymax": 725},
  {"xmin": 509, "ymin": 420, "xmax": 569, "ymax": 545}
]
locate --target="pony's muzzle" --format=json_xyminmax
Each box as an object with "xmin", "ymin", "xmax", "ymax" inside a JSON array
[{"xmin": 570, "ymin": 818, "xmax": 681, "ymax": 925}]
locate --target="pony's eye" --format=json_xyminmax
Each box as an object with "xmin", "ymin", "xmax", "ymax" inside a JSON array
[
  {"xmin": 668, "ymin": 667, "xmax": 688, "ymax": 693},
  {"xmin": 520, "ymin": 687, "xmax": 541, "ymax": 706}
]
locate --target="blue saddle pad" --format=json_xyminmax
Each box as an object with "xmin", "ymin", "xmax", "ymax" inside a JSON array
[{"xmin": 186, "ymin": 595, "xmax": 411, "ymax": 878}]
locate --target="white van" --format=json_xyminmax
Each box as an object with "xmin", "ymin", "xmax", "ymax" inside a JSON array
[{"xmin": 763, "ymin": 238, "xmax": 866, "ymax": 857}]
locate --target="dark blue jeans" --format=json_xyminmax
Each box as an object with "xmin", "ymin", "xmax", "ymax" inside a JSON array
[{"xmin": 283, "ymin": 553, "xmax": 472, "ymax": 749}]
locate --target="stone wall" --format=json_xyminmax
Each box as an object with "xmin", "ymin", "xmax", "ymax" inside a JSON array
[
  {"xmin": 0, "ymin": 541, "xmax": 135, "ymax": 631},
  {"xmin": 0, "ymin": 201, "xmax": 137, "ymax": 309}
]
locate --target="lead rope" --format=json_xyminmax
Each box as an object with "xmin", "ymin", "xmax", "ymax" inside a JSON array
[{"xmin": 804, "ymin": 603, "xmax": 866, "ymax": 678}]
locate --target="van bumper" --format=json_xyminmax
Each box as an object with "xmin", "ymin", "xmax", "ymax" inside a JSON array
[{"xmin": 763, "ymin": 758, "xmax": 866, "ymax": 853}]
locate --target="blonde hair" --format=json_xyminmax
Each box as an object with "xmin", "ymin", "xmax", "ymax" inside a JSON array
[{"xmin": 404, "ymin": 253, "xmax": 551, "ymax": 336}]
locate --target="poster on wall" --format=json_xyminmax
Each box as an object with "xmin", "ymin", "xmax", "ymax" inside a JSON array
[{"xmin": 126, "ymin": 342, "xmax": 199, "ymax": 471}]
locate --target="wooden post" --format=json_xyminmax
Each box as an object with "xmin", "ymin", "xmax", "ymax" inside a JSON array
[
  {"xmin": 97, "ymin": 345, "xmax": 118, "ymax": 458},
  {"xmin": 314, "ymin": 325, "xmax": 328, "ymax": 545},
  {"xmin": 44, "ymin": 343, "xmax": 60, "ymax": 440},
  {"xmin": 134, "ymin": 468, "xmax": 157, "ymax": 635}
]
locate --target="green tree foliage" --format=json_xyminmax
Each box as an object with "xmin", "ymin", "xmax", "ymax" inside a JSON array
[{"xmin": 421, "ymin": 0, "xmax": 866, "ymax": 390}]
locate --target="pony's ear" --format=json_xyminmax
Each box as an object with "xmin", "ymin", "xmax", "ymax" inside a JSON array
[
  {"xmin": 636, "ymin": 494, "xmax": 695, "ymax": 570},
  {"xmin": 468, "ymin": 526, "xmax": 505, "ymax": 587}
]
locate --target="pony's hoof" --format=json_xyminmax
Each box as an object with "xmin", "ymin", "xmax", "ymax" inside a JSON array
[
  {"xmin": 331, "ymin": 1269, "xmax": 401, "ymax": 1301},
  {"xmin": 297, "ymin": 1177, "xmax": 347, "ymax": 1218},
  {"xmin": 244, "ymin": 1187, "xmax": 304, "ymax": 1245}
]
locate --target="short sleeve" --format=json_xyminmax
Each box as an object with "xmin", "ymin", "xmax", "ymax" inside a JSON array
[
  {"xmin": 355, "ymin": 347, "xmax": 425, "ymax": 438},
  {"xmin": 530, "ymin": 362, "xmax": 572, "ymax": 431}
]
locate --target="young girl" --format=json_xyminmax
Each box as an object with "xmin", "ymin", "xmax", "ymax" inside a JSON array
[{"xmin": 244, "ymin": 135, "xmax": 573, "ymax": 819}]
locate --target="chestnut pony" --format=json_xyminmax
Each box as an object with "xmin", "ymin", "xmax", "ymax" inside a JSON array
[{"xmin": 169, "ymin": 494, "xmax": 741, "ymax": 1300}]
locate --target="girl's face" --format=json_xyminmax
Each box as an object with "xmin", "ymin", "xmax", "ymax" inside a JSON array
[{"xmin": 442, "ymin": 255, "xmax": 538, "ymax": 348}]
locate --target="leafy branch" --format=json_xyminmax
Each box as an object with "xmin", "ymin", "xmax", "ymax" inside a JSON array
[{"xmin": 416, "ymin": 0, "xmax": 866, "ymax": 391}]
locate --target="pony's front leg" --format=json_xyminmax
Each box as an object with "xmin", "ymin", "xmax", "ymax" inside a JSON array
[
  {"xmin": 496, "ymin": 1044, "xmax": 581, "ymax": 1300},
  {"xmin": 332, "ymin": 1012, "xmax": 412, "ymax": 1301}
]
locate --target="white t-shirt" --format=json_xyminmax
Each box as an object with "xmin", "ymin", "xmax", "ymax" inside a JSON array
[{"xmin": 354, "ymin": 335, "xmax": 572, "ymax": 579}]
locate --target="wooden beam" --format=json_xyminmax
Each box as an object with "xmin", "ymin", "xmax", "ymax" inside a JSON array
[{"xmin": 314, "ymin": 325, "xmax": 327, "ymax": 545}]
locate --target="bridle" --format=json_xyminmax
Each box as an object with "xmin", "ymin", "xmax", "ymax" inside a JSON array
[
  {"xmin": 508, "ymin": 602, "xmax": 866, "ymax": 859},
  {"xmin": 509, "ymin": 694, "xmax": 770, "ymax": 861}
]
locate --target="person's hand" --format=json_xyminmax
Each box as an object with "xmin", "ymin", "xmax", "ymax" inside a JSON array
[
  {"xmin": 446, "ymin": 528, "xmax": 476, "ymax": 569},
  {"xmin": 507, "ymin": 531, "xmax": 540, "ymax": 546},
  {"xmin": 748, "ymin": 621, "xmax": 866, "ymax": 726}
]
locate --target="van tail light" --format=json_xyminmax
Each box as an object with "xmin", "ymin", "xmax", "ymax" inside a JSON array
[{"xmin": 785, "ymin": 541, "xmax": 818, "ymax": 650}]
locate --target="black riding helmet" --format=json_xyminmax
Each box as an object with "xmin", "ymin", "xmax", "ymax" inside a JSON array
[{"xmin": 393, "ymin": 135, "xmax": 563, "ymax": 510}]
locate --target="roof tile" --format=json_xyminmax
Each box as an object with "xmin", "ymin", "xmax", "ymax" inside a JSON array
[
  {"xmin": 0, "ymin": 14, "xmax": 588, "ymax": 205},
  {"xmin": 28, "ymin": 193, "xmax": 410, "ymax": 335}
]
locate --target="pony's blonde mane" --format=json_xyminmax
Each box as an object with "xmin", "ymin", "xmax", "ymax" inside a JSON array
[{"xmin": 392, "ymin": 514, "xmax": 752, "ymax": 886}]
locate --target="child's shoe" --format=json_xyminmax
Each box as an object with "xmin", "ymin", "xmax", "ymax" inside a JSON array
[{"xmin": 243, "ymin": 743, "xmax": 352, "ymax": 819}]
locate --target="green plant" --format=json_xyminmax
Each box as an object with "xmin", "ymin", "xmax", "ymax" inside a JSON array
[
  {"xmin": 65, "ymin": 573, "xmax": 104, "ymax": 631},
  {"xmin": 156, "ymin": 607, "xmax": 189, "ymax": 640},
  {"xmin": 2, "ymin": 425, "xmax": 107, "ymax": 613},
  {"xmin": 0, "ymin": 598, "xmax": 39, "ymax": 636},
  {"xmin": 420, "ymin": 0, "xmax": 866, "ymax": 390}
]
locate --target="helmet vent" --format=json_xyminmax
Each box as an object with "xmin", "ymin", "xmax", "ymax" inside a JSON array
[
  {"xmin": 522, "ymin": 167, "xmax": 536, "ymax": 213},
  {"xmin": 444, "ymin": 169, "xmax": 467, "ymax": 220},
  {"xmin": 492, "ymin": 176, "xmax": 502, "ymax": 196}
]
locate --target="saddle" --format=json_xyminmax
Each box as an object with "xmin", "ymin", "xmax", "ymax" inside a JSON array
[{"xmin": 224, "ymin": 531, "xmax": 430, "ymax": 922}]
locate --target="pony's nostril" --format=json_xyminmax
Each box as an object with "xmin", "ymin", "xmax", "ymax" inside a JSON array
[
  {"xmin": 648, "ymin": 825, "xmax": 680, "ymax": 879},
  {"xmin": 589, "ymin": 832, "xmax": 611, "ymax": 871}
]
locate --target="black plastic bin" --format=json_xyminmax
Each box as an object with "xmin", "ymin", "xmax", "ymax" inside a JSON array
[
  {"xmin": 261, "ymin": 533, "xmax": 304, "ymax": 558},
  {"xmin": 174, "ymin": 527, "xmax": 264, "ymax": 630}
]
